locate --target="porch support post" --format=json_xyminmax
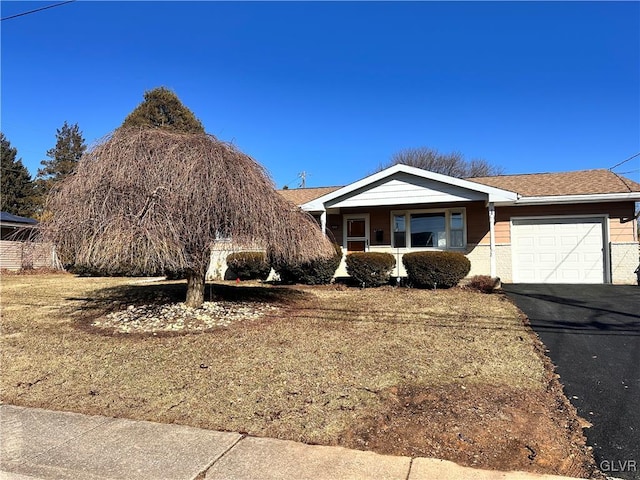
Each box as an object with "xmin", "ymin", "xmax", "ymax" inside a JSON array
[
  {"xmin": 488, "ymin": 202, "xmax": 497, "ymax": 278},
  {"xmin": 320, "ymin": 210, "xmax": 327, "ymax": 236}
]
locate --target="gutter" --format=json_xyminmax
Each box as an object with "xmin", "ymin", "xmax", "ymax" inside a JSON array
[{"xmin": 512, "ymin": 192, "xmax": 640, "ymax": 206}]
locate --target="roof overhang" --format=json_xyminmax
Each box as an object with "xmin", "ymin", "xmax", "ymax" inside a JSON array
[
  {"xmin": 301, "ymin": 164, "xmax": 519, "ymax": 212},
  {"xmin": 0, "ymin": 212, "xmax": 38, "ymax": 227},
  {"xmin": 513, "ymin": 192, "xmax": 640, "ymax": 206},
  {"xmin": 0, "ymin": 221, "xmax": 37, "ymax": 229}
]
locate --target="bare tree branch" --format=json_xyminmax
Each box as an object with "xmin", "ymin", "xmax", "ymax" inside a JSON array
[{"xmin": 379, "ymin": 147, "xmax": 504, "ymax": 178}]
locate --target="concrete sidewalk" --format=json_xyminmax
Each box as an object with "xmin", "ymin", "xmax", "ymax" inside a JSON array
[{"xmin": 0, "ymin": 404, "xmax": 580, "ymax": 480}]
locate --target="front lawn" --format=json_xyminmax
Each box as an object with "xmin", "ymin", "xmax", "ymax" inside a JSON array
[{"xmin": 0, "ymin": 274, "xmax": 597, "ymax": 477}]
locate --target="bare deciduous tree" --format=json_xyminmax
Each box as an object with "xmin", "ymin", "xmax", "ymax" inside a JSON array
[
  {"xmin": 41, "ymin": 128, "xmax": 333, "ymax": 307},
  {"xmin": 379, "ymin": 147, "xmax": 504, "ymax": 178}
]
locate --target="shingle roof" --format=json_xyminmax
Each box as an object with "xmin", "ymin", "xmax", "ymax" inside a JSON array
[
  {"xmin": 278, "ymin": 169, "xmax": 640, "ymax": 206},
  {"xmin": 469, "ymin": 169, "xmax": 640, "ymax": 197},
  {"xmin": 278, "ymin": 186, "xmax": 343, "ymax": 205}
]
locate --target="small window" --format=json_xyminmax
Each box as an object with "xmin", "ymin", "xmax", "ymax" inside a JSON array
[
  {"xmin": 347, "ymin": 219, "xmax": 366, "ymax": 237},
  {"xmin": 393, "ymin": 214, "xmax": 406, "ymax": 248},
  {"xmin": 450, "ymin": 211, "xmax": 464, "ymax": 248}
]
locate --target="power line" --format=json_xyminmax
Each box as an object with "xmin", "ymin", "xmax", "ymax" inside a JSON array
[
  {"xmin": 282, "ymin": 175, "xmax": 300, "ymax": 189},
  {"xmin": 609, "ymin": 152, "xmax": 640, "ymax": 171},
  {"xmin": 1, "ymin": 1, "xmax": 76, "ymax": 22}
]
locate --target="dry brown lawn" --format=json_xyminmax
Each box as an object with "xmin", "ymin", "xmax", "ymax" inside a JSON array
[{"xmin": 0, "ymin": 274, "xmax": 598, "ymax": 477}]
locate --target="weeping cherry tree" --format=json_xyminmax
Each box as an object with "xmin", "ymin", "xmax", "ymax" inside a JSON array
[{"xmin": 41, "ymin": 127, "xmax": 333, "ymax": 307}]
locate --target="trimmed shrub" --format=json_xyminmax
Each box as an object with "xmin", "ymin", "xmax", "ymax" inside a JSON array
[
  {"xmin": 466, "ymin": 275, "xmax": 500, "ymax": 293},
  {"xmin": 402, "ymin": 251, "xmax": 470, "ymax": 289},
  {"xmin": 226, "ymin": 252, "xmax": 271, "ymax": 281},
  {"xmin": 274, "ymin": 243, "xmax": 343, "ymax": 285},
  {"xmin": 345, "ymin": 252, "xmax": 395, "ymax": 287}
]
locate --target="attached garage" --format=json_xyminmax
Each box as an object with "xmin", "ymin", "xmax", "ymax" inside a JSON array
[{"xmin": 511, "ymin": 217, "xmax": 608, "ymax": 284}]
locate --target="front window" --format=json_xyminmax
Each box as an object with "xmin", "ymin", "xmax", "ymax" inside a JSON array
[
  {"xmin": 392, "ymin": 209, "xmax": 465, "ymax": 249},
  {"xmin": 410, "ymin": 213, "xmax": 446, "ymax": 247}
]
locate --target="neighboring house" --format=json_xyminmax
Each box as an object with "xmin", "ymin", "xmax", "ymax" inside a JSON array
[
  {"xmin": 0, "ymin": 212, "xmax": 59, "ymax": 271},
  {"xmin": 278, "ymin": 166, "xmax": 640, "ymax": 285},
  {"xmin": 1, "ymin": 211, "xmax": 38, "ymax": 241}
]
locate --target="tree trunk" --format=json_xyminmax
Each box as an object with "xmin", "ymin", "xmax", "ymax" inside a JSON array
[{"xmin": 185, "ymin": 270, "xmax": 205, "ymax": 308}]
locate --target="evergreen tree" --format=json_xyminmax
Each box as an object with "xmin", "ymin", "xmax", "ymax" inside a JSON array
[
  {"xmin": 0, "ymin": 133, "xmax": 38, "ymax": 217},
  {"xmin": 121, "ymin": 87, "xmax": 205, "ymax": 133},
  {"xmin": 37, "ymin": 121, "xmax": 87, "ymax": 197}
]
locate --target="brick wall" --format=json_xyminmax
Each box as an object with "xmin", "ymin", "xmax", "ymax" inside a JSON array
[{"xmin": 610, "ymin": 243, "xmax": 639, "ymax": 285}]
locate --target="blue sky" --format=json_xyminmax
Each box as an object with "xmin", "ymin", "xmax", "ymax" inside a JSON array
[{"xmin": 2, "ymin": 1, "xmax": 639, "ymax": 188}]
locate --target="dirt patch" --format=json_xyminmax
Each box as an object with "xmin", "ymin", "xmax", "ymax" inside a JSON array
[{"xmin": 340, "ymin": 381, "xmax": 597, "ymax": 478}]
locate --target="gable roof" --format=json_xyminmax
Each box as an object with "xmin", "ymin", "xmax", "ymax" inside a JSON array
[
  {"xmin": 297, "ymin": 164, "xmax": 519, "ymax": 211},
  {"xmin": 469, "ymin": 169, "xmax": 640, "ymax": 197},
  {"xmin": 290, "ymin": 164, "xmax": 518, "ymax": 211}
]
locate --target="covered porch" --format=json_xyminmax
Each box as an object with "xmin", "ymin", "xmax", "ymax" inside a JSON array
[{"xmin": 301, "ymin": 165, "xmax": 518, "ymax": 279}]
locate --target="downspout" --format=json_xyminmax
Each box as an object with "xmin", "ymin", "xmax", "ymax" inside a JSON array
[{"xmin": 488, "ymin": 202, "xmax": 497, "ymax": 278}]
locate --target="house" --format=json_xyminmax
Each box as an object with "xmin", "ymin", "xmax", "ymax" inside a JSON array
[
  {"xmin": 0, "ymin": 212, "xmax": 59, "ymax": 271},
  {"xmin": 278, "ymin": 166, "xmax": 640, "ymax": 284}
]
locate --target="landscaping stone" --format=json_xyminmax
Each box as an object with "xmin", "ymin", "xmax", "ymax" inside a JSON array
[{"xmin": 91, "ymin": 301, "xmax": 280, "ymax": 333}]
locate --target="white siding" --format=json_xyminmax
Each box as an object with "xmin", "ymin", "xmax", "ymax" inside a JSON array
[
  {"xmin": 326, "ymin": 172, "xmax": 486, "ymax": 209},
  {"xmin": 0, "ymin": 241, "xmax": 59, "ymax": 271}
]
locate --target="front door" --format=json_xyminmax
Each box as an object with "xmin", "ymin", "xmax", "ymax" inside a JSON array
[{"xmin": 345, "ymin": 215, "xmax": 369, "ymax": 252}]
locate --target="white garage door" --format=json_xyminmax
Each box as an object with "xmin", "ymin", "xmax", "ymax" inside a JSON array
[{"xmin": 512, "ymin": 217, "xmax": 606, "ymax": 284}]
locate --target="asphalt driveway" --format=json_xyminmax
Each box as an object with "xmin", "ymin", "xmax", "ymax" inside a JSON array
[{"xmin": 503, "ymin": 284, "xmax": 640, "ymax": 480}]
